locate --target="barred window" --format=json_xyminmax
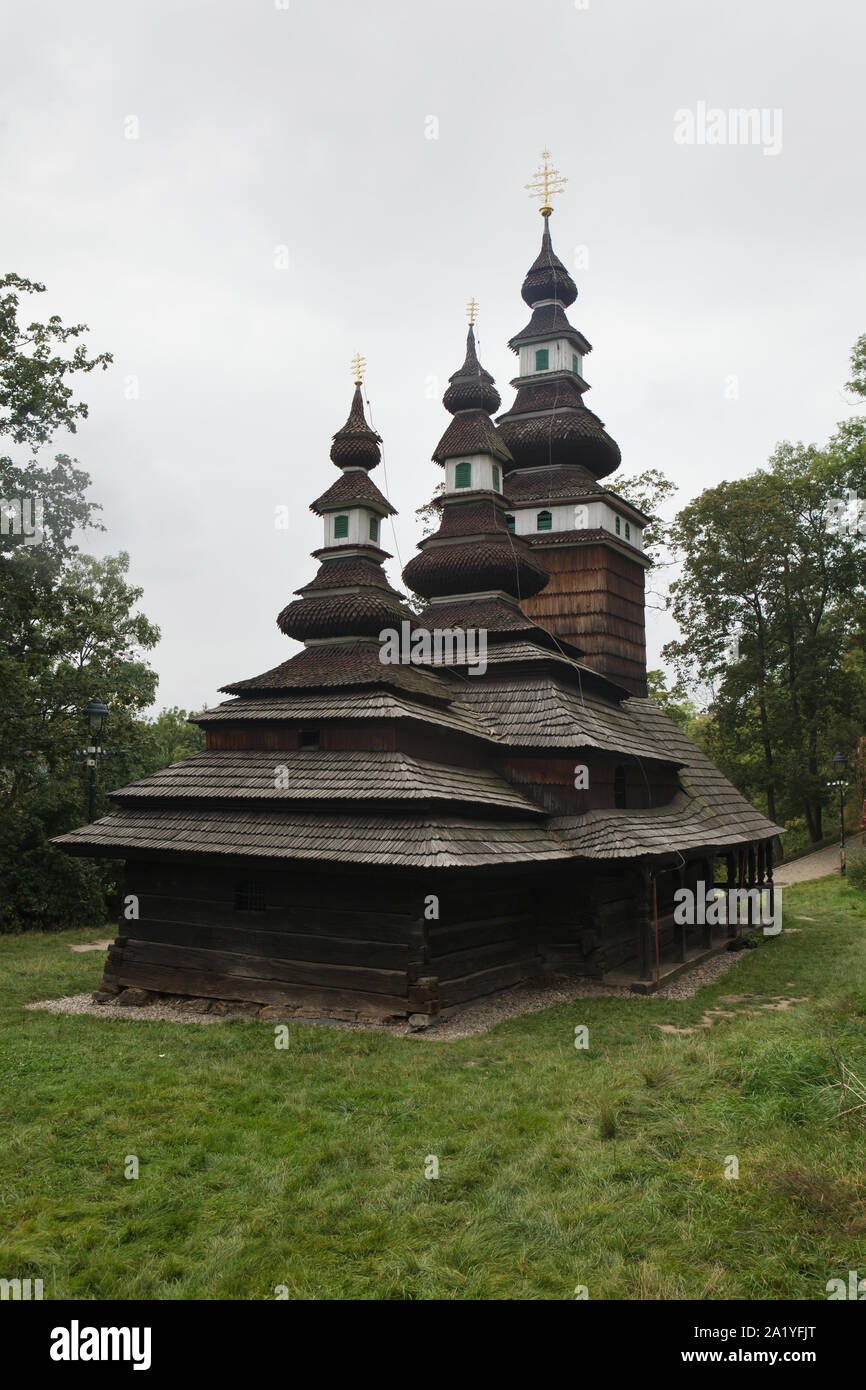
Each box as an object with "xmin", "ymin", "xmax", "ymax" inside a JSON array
[
  {"xmin": 614, "ymin": 766, "xmax": 627, "ymax": 809},
  {"xmin": 537, "ymin": 509, "xmax": 552, "ymax": 532}
]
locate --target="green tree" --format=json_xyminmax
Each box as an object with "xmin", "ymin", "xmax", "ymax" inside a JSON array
[
  {"xmin": 0, "ymin": 274, "xmax": 161, "ymax": 930},
  {"xmin": 663, "ymin": 419, "xmax": 866, "ymax": 838},
  {"xmin": 1, "ymin": 273, "xmax": 112, "ymax": 448}
]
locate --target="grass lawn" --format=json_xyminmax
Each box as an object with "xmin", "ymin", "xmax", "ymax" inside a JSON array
[{"xmin": 1, "ymin": 878, "xmax": 865, "ymax": 1301}]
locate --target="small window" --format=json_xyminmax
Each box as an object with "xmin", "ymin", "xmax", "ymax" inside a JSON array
[
  {"xmin": 614, "ymin": 766, "xmax": 626, "ymax": 809},
  {"xmin": 235, "ymin": 880, "xmax": 265, "ymax": 912},
  {"xmin": 492, "ymin": 464, "xmax": 501, "ymax": 491},
  {"xmin": 572, "ymin": 353, "xmax": 581, "ymax": 375},
  {"xmin": 535, "ymin": 348, "xmax": 549, "ymax": 371},
  {"xmin": 615, "ymin": 515, "xmax": 621, "ymax": 536},
  {"xmin": 454, "ymin": 460, "xmax": 472, "ymax": 489},
  {"xmin": 334, "ymin": 514, "xmax": 349, "ymax": 539},
  {"xmin": 537, "ymin": 509, "xmax": 552, "ymax": 532},
  {"xmin": 368, "ymin": 515, "xmax": 379, "ymax": 542},
  {"xmin": 299, "ymin": 730, "xmax": 320, "ymax": 749},
  {"xmin": 505, "ymin": 514, "xmax": 515, "ymax": 533},
  {"xmin": 625, "ymin": 521, "xmax": 631, "ymax": 540}
]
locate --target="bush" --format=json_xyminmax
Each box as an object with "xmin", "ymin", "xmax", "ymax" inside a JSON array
[{"xmin": 847, "ymin": 852, "xmax": 866, "ymax": 892}]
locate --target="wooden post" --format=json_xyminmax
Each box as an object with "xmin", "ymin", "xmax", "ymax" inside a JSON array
[
  {"xmin": 639, "ymin": 863, "xmax": 654, "ymax": 982},
  {"xmin": 702, "ymin": 857, "xmax": 713, "ymax": 949},
  {"xmin": 724, "ymin": 850, "xmax": 735, "ymax": 939},
  {"xmin": 673, "ymin": 866, "xmax": 686, "ymax": 962},
  {"xmin": 766, "ymin": 837, "xmax": 775, "ymax": 924},
  {"xmin": 747, "ymin": 845, "xmax": 757, "ymax": 927}
]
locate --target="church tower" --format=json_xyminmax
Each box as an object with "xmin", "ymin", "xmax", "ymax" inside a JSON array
[{"xmin": 495, "ymin": 153, "xmax": 651, "ymax": 696}]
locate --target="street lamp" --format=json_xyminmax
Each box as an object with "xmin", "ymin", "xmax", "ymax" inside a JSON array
[
  {"xmin": 86, "ymin": 697, "xmax": 108, "ymax": 740},
  {"xmin": 84, "ymin": 697, "xmax": 108, "ymax": 821},
  {"xmin": 828, "ymin": 751, "xmax": 849, "ymax": 876}
]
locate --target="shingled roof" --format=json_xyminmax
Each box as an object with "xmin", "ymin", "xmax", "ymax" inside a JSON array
[
  {"xmin": 56, "ymin": 808, "xmax": 570, "ymax": 869},
  {"xmin": 110, "ymin": 749, "xmax": 542, "ymax": 814}
]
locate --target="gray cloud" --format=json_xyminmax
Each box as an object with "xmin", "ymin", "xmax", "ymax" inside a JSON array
[{"xmin": 3, "ymin": 0, "xmax": 863, "ymax": 708}]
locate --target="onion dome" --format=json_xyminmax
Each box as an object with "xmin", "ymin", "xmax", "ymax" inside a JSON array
[
  {"xmin": 403, "ymin": 532, "xmax": 547, "ymax": 602},
  {"xmin": 277, "ymin": 573, "xmax": 408, "ymax": 642},
  {"xmin": 329, "ymin": 383, "xmax": 382, "ymax": 471},
  {"xmin": 276, "ymin": 375, "xmax": 413, "ymax": 644},
  {"xmin": 433, "ymin": 325, "xmax": 512, "ymax": 465},
  {"xmin": 521, "ymin": 215, "xmax": 577, "ymax": 308},
  {"xmin": 312, "ymin": 468, "xmax": 396, "ymax": 517},
  {"xmin": 497, "ymin": 391, "xmax": 621, "ymax": 477},
  {"xmin": 404, "ymin": 320, "xmax": 548, "ymax": 605},
  {"xmin": 442, "ymin": 326, "xmax": 501, "ymax": 415},
  {"xmin": 496, "ymin": 212, "xmax": 621, "ymax": 480}
]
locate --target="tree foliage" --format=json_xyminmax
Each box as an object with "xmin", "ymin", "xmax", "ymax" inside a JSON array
[
  {"xmin": 0, "ymin": 274, "xmax": 198, "ymax": 931},
  {"xmin": 662, "ymin": 341, "xmax": 866, "ymax": 840},
  {"xmin": 0, "ymin": 273, "xmax": 112, "ymax": 449}
]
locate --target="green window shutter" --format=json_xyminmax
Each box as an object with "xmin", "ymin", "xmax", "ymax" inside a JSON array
[
  {"xmin": 625, "ymin": 521, "xmax": 630, "ymax": 540},
  {"xmin": 615, "ymin": 515, "xmax": 621, "ymax": 536},
  {"xmin": 535, "ymin": 348, "xmax": 549, "ymax": 371},
  {"xmin": 506, "ymin": 514, "xmax": 515, "ymax": 533},
  {"xmin": 492, "ymin": 464, "xmax": 501, "ymax": 491},
  {"xmin": 572, "ymin": 353, "xmax": 580, "ymax": 374},
  {"xmin": 537, "ymin": 509, "xmax": 552, "ymax": 532},
  {"xmin": 369, "ymin": 516, "xmax": 379, "ymax": 542},
  {"xmin": 454, "ymin": 461, "xmax": 472, "ymax": 488},
  {"xmin": 334, "ymin": 514, "xmax": 349, "ymax": 539}
]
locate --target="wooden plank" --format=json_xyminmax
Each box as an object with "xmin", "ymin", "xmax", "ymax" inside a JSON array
[
  {"xmin": 138, "ymin": 893, "xmax": 422, "ymax": 944},
  {"xmin": 438, "ymin": 960, "xmax": 533, "ymax": 1007},
  {"xmin": 111, "ymin": 959, "xmax": 408, "ymax": 1019},
  {"xmin": 133, "ymin": 918, "xmax": 409, "ymax": 969},
  {"xmin": 123, "ymin": 938, "xmax": 409, "ymax": 997},
  {"xmin": 427, "ymin": 915, "xmax": 529, "ymax": 956},
  {"xmin": 434, "ymin": 937, "xmax": 533, "ymax": 981}
]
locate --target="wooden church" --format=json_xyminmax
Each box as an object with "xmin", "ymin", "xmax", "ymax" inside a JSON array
[{"xmin": 57, "ymin": 159, "xmax": 781, "ymax": 1020}]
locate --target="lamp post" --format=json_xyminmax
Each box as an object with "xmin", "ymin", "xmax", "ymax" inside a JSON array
[
  {"xmin": 827, "ymin": 751, "xmax": 849, "ymax": 876},
  {"xmin": 84, "ymin": 697, "xmax": 108, "ymax": 822}
]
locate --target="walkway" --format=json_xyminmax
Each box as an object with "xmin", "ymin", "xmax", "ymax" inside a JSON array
[{"xmin": 774, "ymin": 831, "xmax": 864, "ymax": 886}]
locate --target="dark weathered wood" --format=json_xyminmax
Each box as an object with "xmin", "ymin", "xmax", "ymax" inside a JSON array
[
  {"xmin": 111, "ymin": 959, "xmax": 408, "ymax": 1020},
  {"xmin": 122, "ymin": 938, "xmax": 409, "ymax": 997},
  {"xmin": 438, "ymin": 959, "xmax": 534, "ymax": 1007},
  {"xmin": 131, "ymin": 917, "xmax": 410, "ymax": 970}
]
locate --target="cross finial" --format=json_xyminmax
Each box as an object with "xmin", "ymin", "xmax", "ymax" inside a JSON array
[
  {"xmin": 525, "ymin": 148, "xmax": 567, "ymax": 216},
  {"xmin": 466, "ymin": 297, "xmax": 479, "ymax": 326},
  {"xmin": 351, "ymin": 352, "xmax": 366, "ymax": 386}
]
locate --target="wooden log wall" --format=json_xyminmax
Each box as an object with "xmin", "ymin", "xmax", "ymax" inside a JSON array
[
  {"xmin": 520, "ymin": 543, "xmax": 648, "ymax": 696},
  {"xmin": 106, "ymin": 862, "xmax": 429, "ymax": 1021},
  {"xmin": 503, "ymin": 755, "xmax": 681, "ymax": 814},
  {"xmin": 103, "ymin": 862, "xmax": 542, "ymax": 1020},
  {"xmin": 425, "ymin": 879, "xmax": 537, "ymax": 1008}
]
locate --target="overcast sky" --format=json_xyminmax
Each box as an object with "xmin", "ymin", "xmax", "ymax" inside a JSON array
[{"xmin": 3, "ymin": 0, "xmax": 864, "ymax": 713}]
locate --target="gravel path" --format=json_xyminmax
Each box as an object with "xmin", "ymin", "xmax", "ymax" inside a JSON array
[
  {"xmin": 773, "ymin": 831, "xmax": 863, "ymax": 887},
  {"xmin": 26, "ymin": 947, "xmax": 749, "ymax": 1041}
]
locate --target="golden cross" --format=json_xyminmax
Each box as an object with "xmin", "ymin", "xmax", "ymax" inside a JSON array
[
  {"xmin": 466, "ymin": 297, "xmax": 479, "ymax": 326},
  {"xmin": 525, "ymin": 149, "xmax": 567, "ymax": 216},
  {"xmin": 351, "ymin": 352, "xmax": 366, "ymax": 385}
]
